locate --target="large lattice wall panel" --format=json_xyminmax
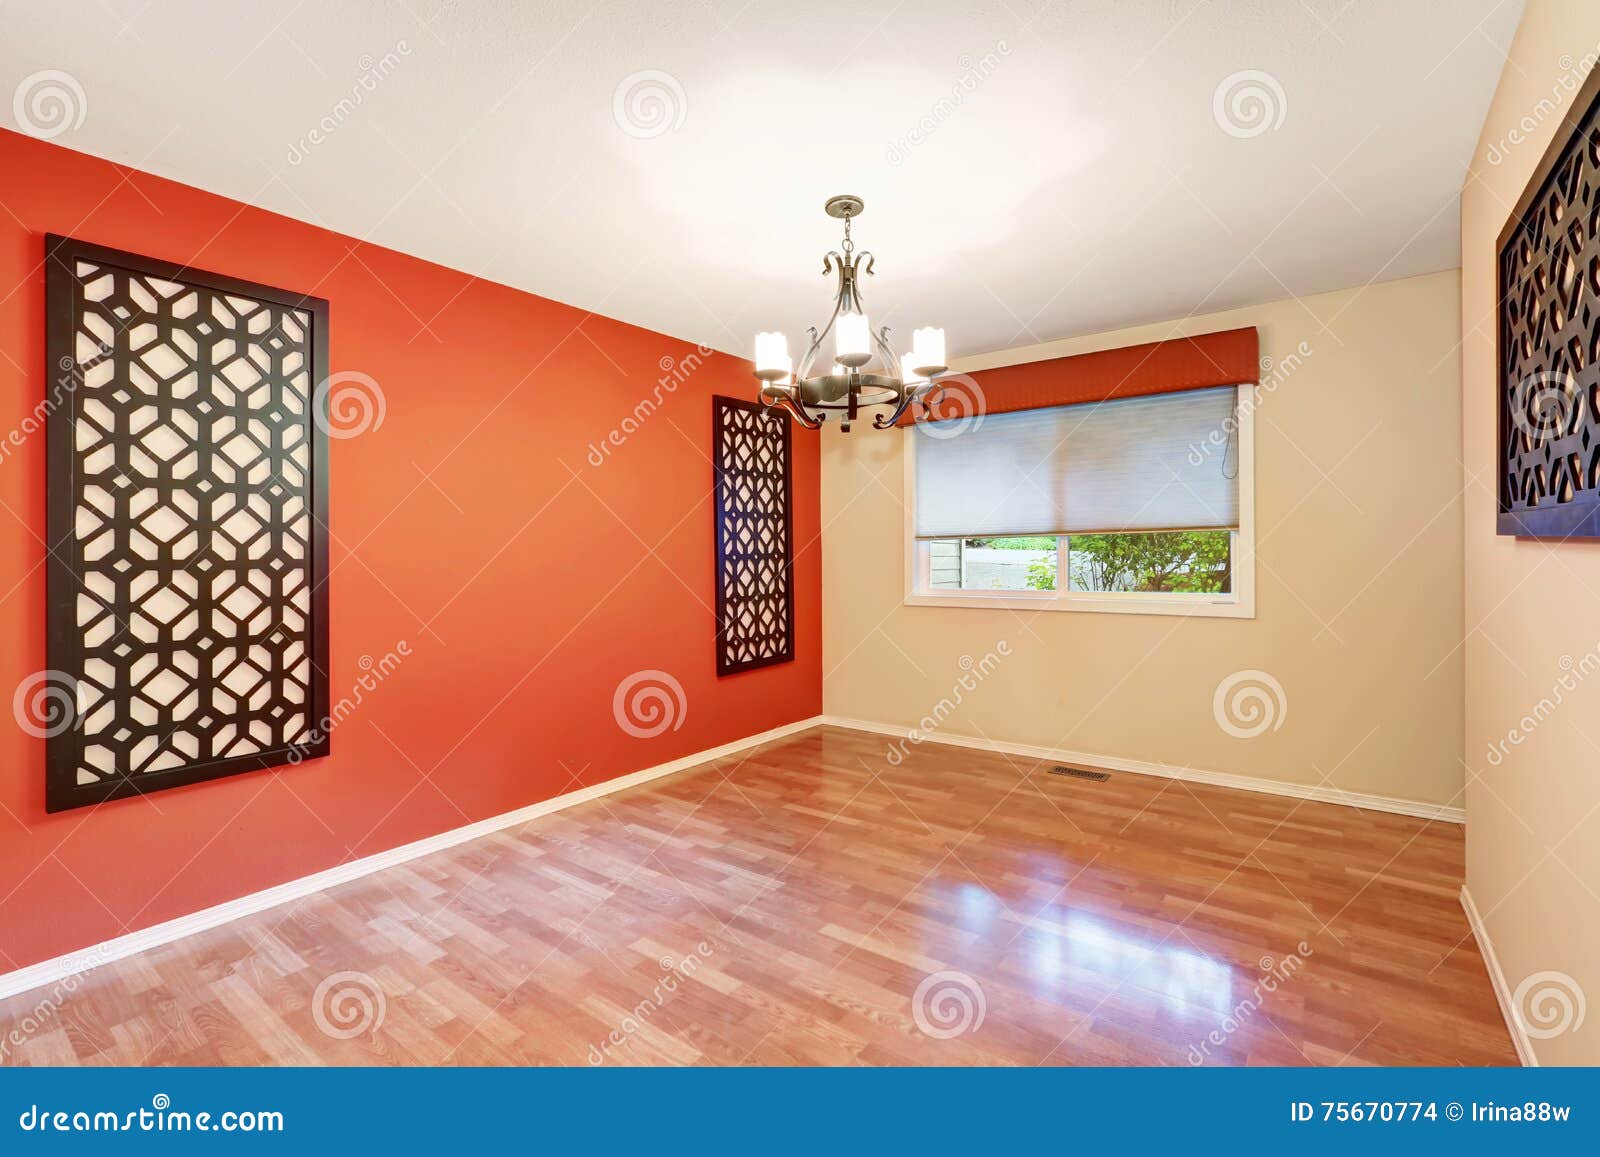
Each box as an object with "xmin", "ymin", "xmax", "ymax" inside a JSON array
[
  {"xmin": 1498, "ymin": 68, "xmax": 1600, "ymax": 538},
  {"xmin": 712, "ymin": 397, "xmax": 795, "ymax": 677},
  {"xmin": 44, "ymin": 235, "xmax": 330, "ymax": 812}
]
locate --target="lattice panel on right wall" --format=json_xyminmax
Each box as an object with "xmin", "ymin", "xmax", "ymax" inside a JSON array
[
  {"xmin": 1497, "ymin": 62, "xmax": 1600, "ymax": 538},
  {"xmin": 712, "ymin": 397, "xmax": 794, "ymax": 676}
]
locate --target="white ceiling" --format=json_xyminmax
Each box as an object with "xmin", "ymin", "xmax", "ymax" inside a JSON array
[{"xmin": 1, "ymin": 0, "xmax": 1523, "ymax": 360}]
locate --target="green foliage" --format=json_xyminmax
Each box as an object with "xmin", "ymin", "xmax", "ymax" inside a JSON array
[
  {"xmin": 964, "ymin": 536, "xmax": 1057, "ymax": 551},
  {"xmin": 1067, "ymin": 531, "xmax": 1231, "ymax": 593},
  {"xmin": 946, "ymin": 532, "xmax": 1227, "ymax": 595}
]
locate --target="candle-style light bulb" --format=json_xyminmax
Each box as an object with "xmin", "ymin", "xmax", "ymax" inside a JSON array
[
  {"xmin": 900, "ymin": 353, "xmax": 928, "ymax": 386},
  {"xmin": 754, "ymin": 332, "xmax": 792, "ymax": 382},
  {"xmin": 911, "ymin": 327, "xmax": 946, "ymax": 376},
  {"xmin": 835, "ymin": 312, "xmax": 871, "ymax": 368}
]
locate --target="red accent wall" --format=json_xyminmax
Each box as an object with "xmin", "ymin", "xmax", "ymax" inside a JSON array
[{"xmin": 0, "ymin": 128, "xmax": 822, "ymax": 973}]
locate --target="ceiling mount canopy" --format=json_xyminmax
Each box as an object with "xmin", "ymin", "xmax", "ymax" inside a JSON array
[{"xmin": 753, "ymin": 196, "xmax": 947, "ymax": 432}]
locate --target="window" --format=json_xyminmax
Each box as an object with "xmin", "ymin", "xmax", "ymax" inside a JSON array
[{"xmin": 906, "ymin": 386, "xmax": 1253, "ymax": 617}]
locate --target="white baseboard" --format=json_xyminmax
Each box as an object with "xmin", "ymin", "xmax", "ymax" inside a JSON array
[
  {"xmin": 1460, "ymin": 884, "xmax": 1536, "ymax": 1067},
  {"xmin": 0, "ymin": 715, "xmax": 823, "ymax": 1003},
  {"xmin": 820, "ymin": 715, "xmax": 1467, "ymax": 824}
]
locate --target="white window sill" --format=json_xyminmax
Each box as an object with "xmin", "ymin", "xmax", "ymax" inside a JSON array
[{"xmin": 903, "ymin": 590, "xmax": 1255, "ymax": 619}]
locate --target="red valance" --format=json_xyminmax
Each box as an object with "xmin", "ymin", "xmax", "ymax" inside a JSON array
[{"xmin": 900, "ymin": 326, "xmax": 1259, "ymax": 425}]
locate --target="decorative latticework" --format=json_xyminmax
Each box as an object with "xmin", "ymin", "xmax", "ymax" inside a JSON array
[
  {"xmin": 45, "ymin": 236, "xmax": 329, "ymax": 811},
  {"xmin": 712, "ymin": 397, "xmax": 794, "ymax": 676},
  {"xmin": 1498, "ymin": 69, "xmax": 1600, "ymax": 537}
]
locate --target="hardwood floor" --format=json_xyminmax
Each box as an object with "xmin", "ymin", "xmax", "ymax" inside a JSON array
[{"xmin": 0, "ymin": 725, "xmax": 1516, "ymax": 1066}]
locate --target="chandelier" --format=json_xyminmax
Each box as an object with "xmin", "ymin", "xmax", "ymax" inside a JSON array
[{"xmin": 753, "ymin": 195, "xmax": 947, "ymax": 431}]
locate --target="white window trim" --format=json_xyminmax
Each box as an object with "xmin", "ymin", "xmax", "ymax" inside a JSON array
[{"xmin": 902, "ymin": 385, "xmax": 1256, "ymax": 619}]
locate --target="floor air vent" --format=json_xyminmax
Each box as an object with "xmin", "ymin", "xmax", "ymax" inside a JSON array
[{"xmin": 1049, "ymin": 765, "xmax": 1111, "ymax": 782}]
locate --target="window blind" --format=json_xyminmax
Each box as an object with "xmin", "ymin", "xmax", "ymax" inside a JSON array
[{"xmin": 912, "ymin": 385, "xmax": 1239, "ymax": 539}]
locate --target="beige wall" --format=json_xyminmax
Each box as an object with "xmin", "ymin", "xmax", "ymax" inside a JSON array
[
  {"xmin": 822, "ymin": 271, "xmax": 1465, "ymax": 809},
  {"xmin": 1460, "ymin": 0, "xmax": 1600, "ymax": 1066}
]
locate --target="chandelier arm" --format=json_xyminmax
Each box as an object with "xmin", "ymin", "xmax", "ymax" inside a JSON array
[
  {"xmin": 841, "ymin": 252, "xmax": 872, "ymax": 316},
  {"xmin": 872, "ymin": 383, "xmax": 929, "ymax": 429},
  {"xmin": 796, "ymin": 255, "xmax": 852, "ymax": 380},
  {"xmin": 833, "ymin": 256, "xmax": 856, "ymax": 313},
  {"xmin": 796, "ymin": 323, "xmax": 826, "ymax": 382},
  {"xmin": 874, "ymin": 382, "xmax": 945, "ymax": 429},
  {"xmin": 871, "ymin": 324, "xmax": 899, "ymax": 379},
  {"xmin": 759, "ymin": 385, "xmax": 825, "ymax": 430}
]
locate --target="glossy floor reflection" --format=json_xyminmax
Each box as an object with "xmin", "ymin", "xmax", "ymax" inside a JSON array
[{"xmin": 0, "ymin": 726, "xmax": 1516, "ymax": 1066}]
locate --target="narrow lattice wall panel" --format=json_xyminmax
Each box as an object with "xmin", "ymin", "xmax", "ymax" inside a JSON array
[
  {"xmin": 45, "ymin": 235, "xmax": 330, "ymax": 811},
  {"xmin": 1497, "ymin": 65, "xmax": 1600, "ymax": 537},
  {"xmin": 712, "ymin": 397, "xmax": 794, "ymax": 676}
]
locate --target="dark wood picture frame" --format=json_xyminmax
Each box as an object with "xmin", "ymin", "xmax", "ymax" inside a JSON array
[
  {"xmin": 711, "ymin": 396, "xmax": 795, "ymax": 677},
  {"xmin": 1496, "ymin": 60, "xmax": 1600, "ymax": 537},
  {"xmin": 44, "ymin": 234, "xmax": 331, "ymax": 811}
]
